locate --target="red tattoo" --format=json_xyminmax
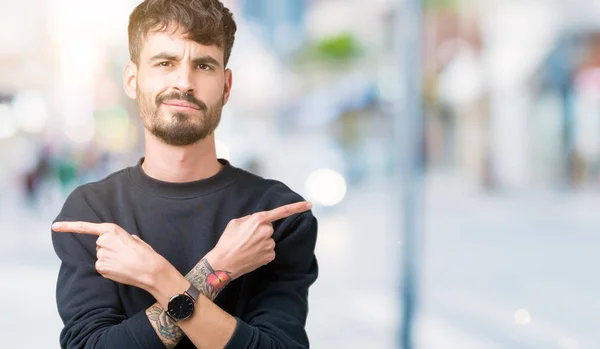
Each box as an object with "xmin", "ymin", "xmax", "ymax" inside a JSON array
[
  {"xmin": 206, "ymin": 271, "xmax": 232, "ymax": 297},
  {"xmin": 189, "ymin": 259, "xmax": 233, "ymax": 300}
]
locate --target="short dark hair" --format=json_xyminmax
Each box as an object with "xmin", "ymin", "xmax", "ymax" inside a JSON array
[{"xmin": 128, "ymin": 0, "xmax": 237, "ymax": 66}]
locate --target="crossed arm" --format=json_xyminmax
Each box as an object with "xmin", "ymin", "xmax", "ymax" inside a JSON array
[
  {"xmin": 145, "ymin": 258, "xmax": 233, "ymax": 348},
  {"xmin": 52, "ymin": 201, "xmax": 315, "ymax": 348}
]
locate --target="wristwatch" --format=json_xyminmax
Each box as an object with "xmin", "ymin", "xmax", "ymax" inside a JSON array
[{"xmin": 166, "ymin": 284, "xmax": 200, "ymax": 322}]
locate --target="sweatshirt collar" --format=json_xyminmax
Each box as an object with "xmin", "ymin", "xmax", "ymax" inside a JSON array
[{"xmin": 127, "ymin": 157, "xmax": 238, "ymax": 199}]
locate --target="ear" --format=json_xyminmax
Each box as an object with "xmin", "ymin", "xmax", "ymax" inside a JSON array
[
  {"xmin": 123, "ymin": 61, "xmax": 138, "ymax": 100},
  {"xmin": 223, "ymin": 68, "xmax": 233, "ymax": 105}
]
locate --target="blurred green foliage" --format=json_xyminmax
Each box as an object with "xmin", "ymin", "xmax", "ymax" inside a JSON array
[
  {"xmin": 293, "ymin": 33, "xmax": 362, "ymax": 68},
  {"xmin": 313, "ymin": 33, "xmax": 362, "ymax": 61},
  {"xmin": 424, "ymin": 0, "xmax": 462, "ymax": 10}
]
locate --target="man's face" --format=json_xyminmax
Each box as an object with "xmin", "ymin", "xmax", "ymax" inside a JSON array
[{"xmin": 125, "ymin": 26, "xmax": 232, "ymax": 146}]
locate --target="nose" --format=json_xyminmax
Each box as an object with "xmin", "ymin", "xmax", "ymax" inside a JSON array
[{"xmin": 173, "ymin": 65, "xmax": 194, "ymax": 96}]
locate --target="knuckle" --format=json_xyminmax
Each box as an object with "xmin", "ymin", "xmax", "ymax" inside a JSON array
[
  {"xmin": 96, "ymin": 248, "xmax": 106, "ymax": 259},
  {"xmin": 265, "ymin": 224, "xmax": 274, "ymax": 235},
  {"xmin": 95, "ymin": 260, "xmax": 105, "ymax": 274},
  {"xmin": 253, "ymin": 212, "xmax": 267, "ymax": 222},
  {"xmin": 101, "ymin": 223, "xmax": 117, "ymax": 233},
  {"xmin": 268, "ymin": 238, "xmax": 276, "ymax": 250},
  {"xmin": 258, "ymin": 229, "xmax": 270, "ymax": 239},
  {"xmin": 228, "ymin": 218, "xmax": 240, "ymax": 227},
  {"xmin": 97, "ymin": 235, "xmax": 110, "ymax": 247}
]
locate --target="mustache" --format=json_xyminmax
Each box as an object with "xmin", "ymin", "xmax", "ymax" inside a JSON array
[{"xmin": 156, "ymin": 92, "xmax": 207, "ymax": 112}]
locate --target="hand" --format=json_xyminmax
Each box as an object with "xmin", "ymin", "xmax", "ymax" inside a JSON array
[
  {"xmin": 52, "ymin": 221, "xmax": 170, "ymax": 291},
  {"xmin": 206, "ymin": 201, "xmax": 312, "ymax": 280}
]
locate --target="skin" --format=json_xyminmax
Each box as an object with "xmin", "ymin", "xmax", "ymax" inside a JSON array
[
  {"xmin": 52, "ymin": 25, "xmax": 313, "ymax": 348},
  {"xmin": 125, "ymin": 25, "xmax": 233, "ymax": 184}
]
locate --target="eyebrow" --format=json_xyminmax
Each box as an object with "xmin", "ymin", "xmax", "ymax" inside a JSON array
[{"xmin": 148, "ymin": 53, "xmax": 222, "ymax": 68}]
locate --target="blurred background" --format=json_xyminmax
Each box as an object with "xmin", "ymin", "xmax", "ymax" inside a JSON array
[{"xmin": 1, "ymin": 0, "xmax": 599, "ymax": 348}]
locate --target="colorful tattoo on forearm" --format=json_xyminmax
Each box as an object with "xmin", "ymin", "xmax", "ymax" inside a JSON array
[{"xmin": 187, "ymin": 258, "xmax": 232, "ymax": 300}]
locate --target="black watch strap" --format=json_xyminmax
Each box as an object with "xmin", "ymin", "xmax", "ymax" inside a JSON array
[{"xmin": 185, "ymin": 284, "xmax": 199, "ymax": 303}]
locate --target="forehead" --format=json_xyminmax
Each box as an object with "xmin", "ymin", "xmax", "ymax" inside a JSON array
[{"xmin": 140, "ymin": 27, "xmax": 224, "ymax": 63}]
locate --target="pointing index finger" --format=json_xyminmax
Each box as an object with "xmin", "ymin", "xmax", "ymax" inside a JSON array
[
  {"xmin": 52, "ymin": 221, "xmax": 104, "ymax": 236},
  {"xmin": 262, "ymin": 201, "xmax": 312, "ymax": 223}
]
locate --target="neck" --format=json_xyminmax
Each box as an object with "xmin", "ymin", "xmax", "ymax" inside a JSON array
[{"xmin": 141, "ymin": 129, "xmax": 223, "ymax": 183}]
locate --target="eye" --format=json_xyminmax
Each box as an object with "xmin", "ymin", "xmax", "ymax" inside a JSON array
[
  {"xmin": 158, "ymin": 61, "xmax": 172, "ymax": 67},
  {"xmin": 197, "ymin": 64, "xmax": 212, "ymax": 71}
]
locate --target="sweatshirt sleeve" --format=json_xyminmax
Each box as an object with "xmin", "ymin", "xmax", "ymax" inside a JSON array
[
  {"xmin": 224, "ymin": 212, "xmax": 319, "ymax": 349},
  {"xmin": 51, "ymin": 187, "xmax": 165, "ymax": 349}
]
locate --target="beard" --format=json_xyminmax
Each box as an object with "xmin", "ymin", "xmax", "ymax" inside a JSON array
[{"xmin": 137, "ymin": 88, "xmax": 224, "ymax": 146}]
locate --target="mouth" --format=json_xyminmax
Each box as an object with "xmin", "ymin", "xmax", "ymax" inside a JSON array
[{"xmin": 162, "ymin": 101, "xmax": 200, "ymax": 111}]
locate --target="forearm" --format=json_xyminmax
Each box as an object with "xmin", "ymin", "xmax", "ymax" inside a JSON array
[
  {"xmin": 146, "ymin": 257, "xmax": 235, "ymax": 348},
  {"xmin": 146, "ymin": 304, "xmax": 183, "ymax": 349},
  {"xmin": 146, "ymin": 297, "xmax": 237, "ymax": 349}
]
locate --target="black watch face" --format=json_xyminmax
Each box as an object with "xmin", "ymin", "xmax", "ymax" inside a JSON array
[{"xmin": 167, "ymin": 294, "xmax": 194, "ymax": 321}]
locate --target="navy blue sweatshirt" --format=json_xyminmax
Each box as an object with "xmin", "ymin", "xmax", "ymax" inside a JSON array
[{"xmin": 51, "ymin": 158, "xmax": 319, "ymax": 349}]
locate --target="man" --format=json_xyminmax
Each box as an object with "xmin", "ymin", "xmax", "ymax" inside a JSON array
[{"xmin": 50, "ymin": 1, "xmax": 318, "ymax": 348}]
